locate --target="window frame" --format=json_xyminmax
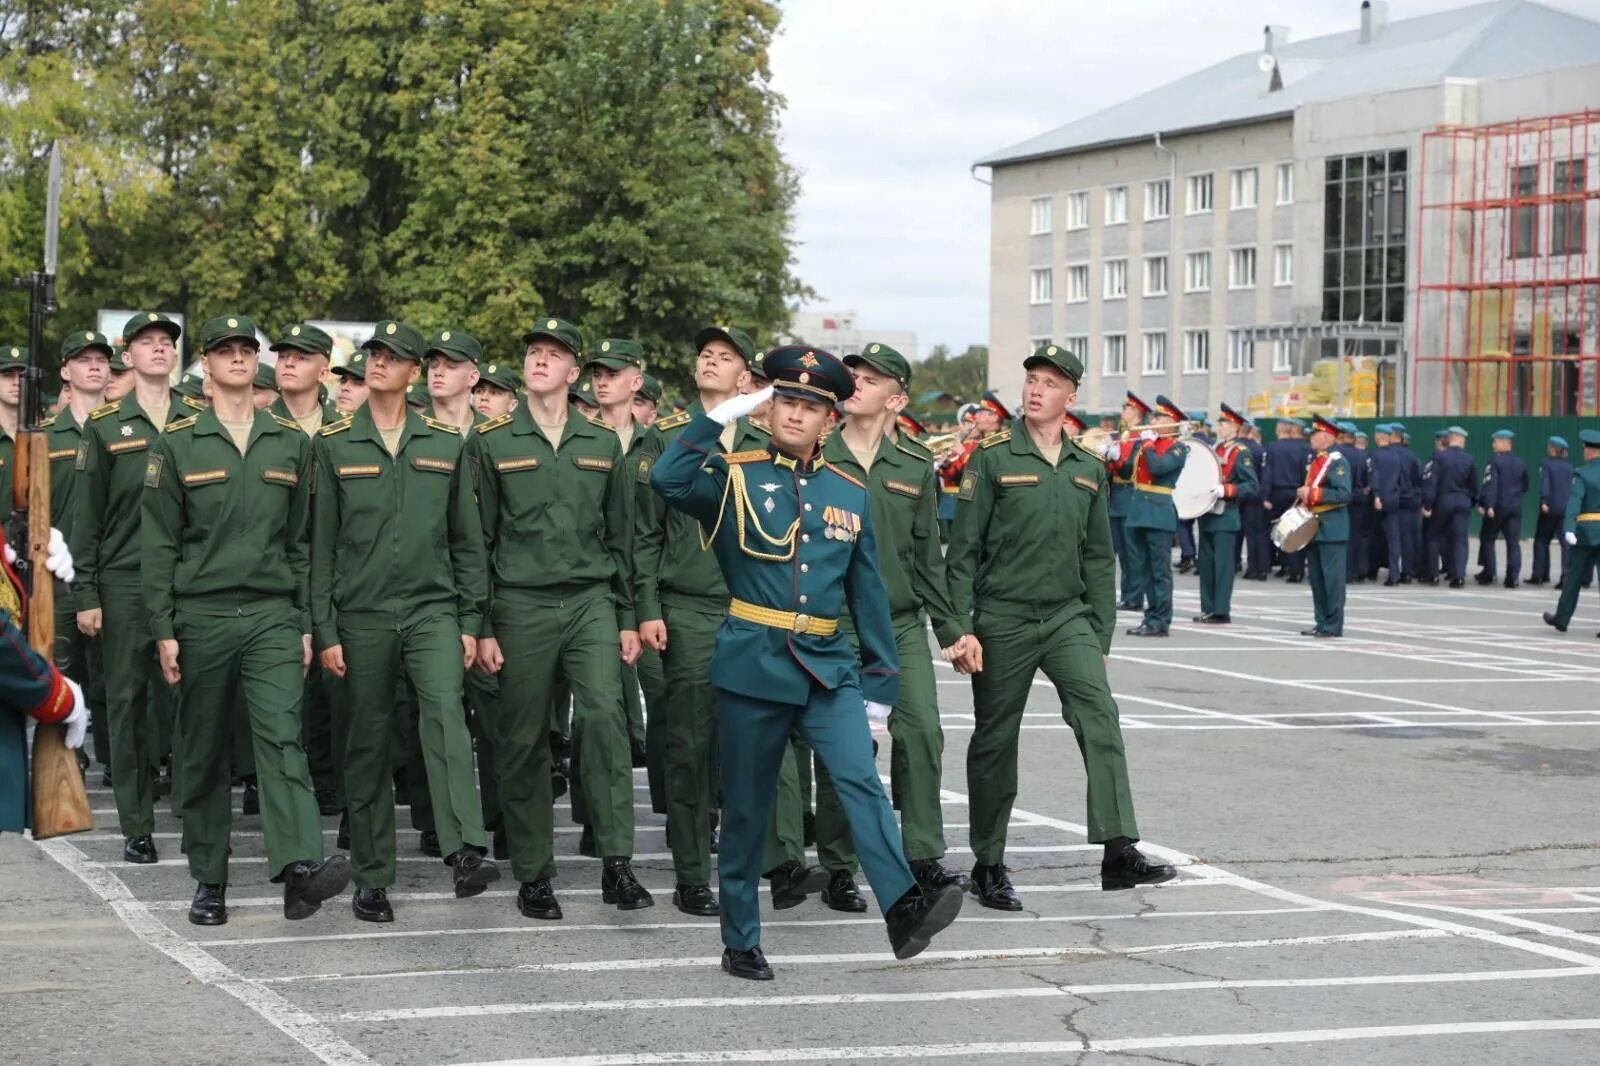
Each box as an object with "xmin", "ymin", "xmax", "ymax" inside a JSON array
[
  {"xmin": 1228, "ymin": 246, "xmax": 1257, "ymax": 290},
  {"xmin": 1102, "ymin": 332, "xmax": 1128, "ymax": 377},
  {"xmin": 1273, "ymin": 243, "xmax": 1294, "ymax": 287},
  {"xmin": 1183, "ymin": 329, "xmax": 1210, "ymax": 375},
  {"xmin": 1065, "ymin": 262, "xmax": 1090, "ymax": 304},
  {"xmin": 1225, "ymin": 330, "xmax": 1255, "ymax": 373},
  {"xmin": 1184, "ymin": 250, "xmax": 1212, "ymax": 293},
  {"xmin": 1029, "ymin": 266, "xmax": 1053, "ymax": 305},
  {"xmin": 1028, "ymin": 196, "xmax": 1052, "ymax": 236},
  {"xmin": 1102, "ymin": 257, "xmax": 1128, "ymax": 301},
  {"xmin": 1186, "ymin": 173, "xmax": 1214, "ymax": 215},
  {"xmin": 1275, "ymin": 161, "xmax": 1294, "ymax": 205},
  {"xmin": 1104, "ymin": 185, "xmax": 1129, "ymax": 226},
  {"xmin": 1229, "ymin": 167, "xmax": 1259, "ymax": 211},
  {"xmin": 1145, "ymin": 179, "xmax": 1171, "ymax": 221},
  {"xmin": 1065, "ymin": 190, "xmax": 1090, "ymax": 231},
  {"xmin": 1140, "ymin": 330, "xmax": 1168, "ymax": 375},
  {"xmin": 1143, "ymin": 254, "xmax": 1169, "ymax": 297}
]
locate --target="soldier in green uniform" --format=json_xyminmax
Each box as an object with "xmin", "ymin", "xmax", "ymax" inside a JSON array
[
  {"xmin": 312, "ymin": 319, "xmax": 498, "ymax": 921},
  {"xmin": 650, "ymin": 345, "xmax": 964, "ymax": 981},
  {"xmin": 73, "ymin": 311, "xmax": 188, "ymax": 865},
  {"xmin": 333, "ymin": 351, "xmax": 369, "ymax": 415},
  {"xmin": 1193, "ymin": 403, "xmax": 1258, "ymax": 624},
  {"xmin": 471, "ymin": 360, "xmax": 519, "ymax": 420},
  {"xmin": 466, "ymin": 316, "xmax": 649, "ymax": 919},
  {"xmin": 252, "ymin": 362, "xmax": 279, "ymax": 409},
  {"xmin": 1121, "ymin": 395, "xmax": 1190, "ymax": 637},
  {"xmin": 947, "ymin": 344, "xmax": 1174, "ymax": 910},
  {"xmin": 1300, "ymin": 414, "xmax": 1353, "ymax": 638},
  {"xmin": 636, "ymin": 325, "xmax": 767, "ymax": 916},
  {"xmin": 143, "ymin": 314, "xmax": 351, "ymax": 926},
  {"xmin": 1544, "ymin": 430, "xmax": 1600, "ymax": 634},
  {"xmin": 0, "ymin": 344, "xmax": 24, "ymax": 505},
  {"xmin": 827, "ymin": 342, "xmax": 969, "ymax": 892}
]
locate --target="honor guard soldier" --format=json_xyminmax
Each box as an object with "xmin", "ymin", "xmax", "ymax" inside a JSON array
[
  {"xmin": 947, "ymin": 343, "xmax": 1172, "ymax": 909},
  {"xmin": 332, "ymin": 350, "xmax": 369, "ymax": 415},
  {"xmin": 651, "ymin": 346, "xmax": 965, "ymax": 981},
  {"xmin": 1543, "ymin": 430, "xmax": 1600, "ymax": 634},
  {"xmin": 252, "ymin": 361, "xmax": 279, "ymax": 409},
  {"xmin": 73, "ymin": 311, "xmax": 188, "ymax": 865},
  {"xmin": 1298, "ymin": 415, "xmax": 1353, "ymax": 638},
  {"xmin": 466, "ymin": 316, "xmax": 648, "ymax": 921},
  {"xmin": 1106, "ymin": 392, "xmax": 1150, "ymax": 610},
  {"xmin": 1428, "ymin": 426, "xmax": 1477, "ymax": 588},
  {"xmin": 1194, "ymin": 403, "xmax": 1258, "ymax": 624},
  {"xmin": 1475, "ymin": 429, "xmax": 1528, "ymax": 588},
  {"xmin": 1122, "ymin": 395, "xmax": 1189, "ymax": 637},
  {"xmin": 1531, "ymin": 436, "xmax": 1573, "ymax": 586},
  {"xmin": 143, "ymin": 315, "xmax": 351, "ymax": 926}
]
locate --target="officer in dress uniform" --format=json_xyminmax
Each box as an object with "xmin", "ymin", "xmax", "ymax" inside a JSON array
[
  {"xmin": 1543, "ymin": 430, "xmax": 1600, "ymax": 634},
  {"xmin": 1475, "ymin": 429, "xmax": 1528, "ymax": 588},
  {"xmin": 1108, "ymin": 392, "xmax": 1151, "ymax": 609},
  {"xmin": 1194, "ymin": 403, "xmax": 1257, "ymax": 624},
  {"xmin": 650, "ymin": 345, "xmax": 965, "ymax": 981},
  {"xmin": 1428, "ymin": 426, "xmax": 1476, "ymax": 588},
  {"xmin": 1239, "ymin": 421, "xmax": 1271, "ymax": 580},
  {"xmin": 1122, "ymin": 396, "xmax": 1188, "ymax": 637},
  {"xmin": 1298, "ymin": 415, "xmax": 1352, "ymax": 638},
  {"xmin": 1341, "ymin": 424, "xmax": 1370, "ymax": 584},
  {"xmin": 1263, "ymin": 419, "xmax": 1311, "ymax": 582},
  {"xmin": 1531, "ymin": 436, "xmax": 1573, "ymax": 587}
]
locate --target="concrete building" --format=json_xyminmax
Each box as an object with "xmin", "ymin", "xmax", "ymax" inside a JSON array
[
  {"xmin": 785, "ymin": 309, "xmax": 917, "ymax": 362},
  {"xmin": 975, "ymin": 1, "xmax": 1600, "ymax": 417}
]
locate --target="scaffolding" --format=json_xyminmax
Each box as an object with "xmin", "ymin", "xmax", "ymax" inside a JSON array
[{"xmin": 1412, "ymin": 109, "xmax": 1600, "ymax": 415}]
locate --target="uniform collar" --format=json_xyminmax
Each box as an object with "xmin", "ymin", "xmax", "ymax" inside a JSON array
[
  {"xmin": 348, "ymin": 403, "xmax": 427, "ymax": 446},
  {"xmin": 192, "ymin": 404, "xmax": 281, "ymax": 440},
  {"xmin": 821, "ymin": 425, "xmax": 900, "ymax": 472},
  {"xmin": 768, "ymin": 441, "xmax": 824, "ymax": 475},
  {"xmin": 512, "ymin": 398, "xmax": 595, "ymax": 440},
  {"xmin": 270, "ymin": 394, "xmax": 339, "ymax": 423},
  {"xmin": 121, "ymin": 389, "xmax": 185, "ymax": 423}
]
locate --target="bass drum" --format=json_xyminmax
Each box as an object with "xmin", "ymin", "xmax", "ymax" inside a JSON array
[
  {"xmin": 1172, "ymin": 439, "xmax": 1223, "ymax": 521},
  {"xmin": 1271, "ymin": 504, "xmax": 1321, "ymax": 552}
]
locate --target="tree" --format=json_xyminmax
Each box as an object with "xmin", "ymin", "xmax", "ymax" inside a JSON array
[{"xmin": 913, "ymin": 343, "xmax": 988, "ymax": 404}]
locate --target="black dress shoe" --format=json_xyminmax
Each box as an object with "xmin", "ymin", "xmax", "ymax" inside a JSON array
[
  {"xmin": 1399, "ymin": 574, "xmax": 1415, "ymax": 584},
  {"xmin": 123, "ymin": 834, "xmax": 158, "ymax": 864},
  {"xmin": 1191, "ymin": 613, "xmax": 1212, "ymax": 623},
  {"xmin": 1449, "ymin": 579, "xmax": 1465, "ymax": 589},
  {"xmin": 1544, "ymin": 612, "xmax": 1568, "ymax": 633},
  {"xmin": 188, "ymin": 883, "xmax": 227, "ymax": 926},
  {"xmin": 1285, "ymin": 573, "xmax": 1303, "ymax": 583},
  {"xmin": 281, "ymin": 855, "xmax": 352, "ymax": 920},
  {"xmin": 969, "ymin": 863, "xmax": 1022, "ymax": 911},
  {"xmin": 886, "ymin": 883, "xmax": 964, "ymax": 960},
  {"xmin": 820, "ymin": 870, "xmax": 867, "ymax": 913},
  {"xmin": 1505, "ymin": 579, "xmax": 1519, "ymax": 589},
  {"xmin": 578, "ymin": 824, "xmax": 596, "ymax": 857},
  {"xmin": 629, "ymin": 737, "xmax": 648, "ymax": 769},
  {"xmin": 909, "ymin": 858, "xmax": 967, "ymax": 892},
  {"xmin": 1300, "ymin": 628, "xmax": 1324, "ymax": 637},
  {"xmin": 1124, "ymin": 623, "xmax": 1168, "ymax": 637},
  {"xmin": 1101, "ymin": 842, "xmax": 1178, "ymax": 890},
  {"xmin": 492, "ymin": 828, "xmax": 509, "ymax": 861},
  {"xmin": 314, "ymin": 785, "xmax": 342, "ymax": 816},
  {"xmin": 1198, "ymin": 614, "xmax": 1231, "ymax": 624},
  {"xmin": 601, "ymin": 857, "xmax": 654, "ymax": 910},
  {"xmin": 1422, "ymin": 576, "xmax": 1440, "ymax": 586},
  {"xmin": 673, "ymin": 883, "xmax": 720, "ymax": 916},
  {"xmin": 517, "ymin": 879, "xmax": 562, "ymax": 920},
  {"xmin": 336, "ymin": 811, "xmax": 350, "ymax": 851},
  {"xmin": 721, "ymin": 946, "xmax": 773, "ymax": 981},
  {"xmin": 418, "ymin": 829, "xmax": 441, "ymax": 858},
  {"xmin": 450, "ymin": 848, "xmax": 501, "ymax": 898},
  {"xmin": 1474, "ymin": 572, "xmax": 1494, "ymax": 585},
  {"xmin": 241, "ymin": 781, "xmax": 260, "ymax": 816},
  {"xmin": 352, "ymin": 887, "xmax": 394, "ymax": 923},
  {"xmin": 766, "ymin": 860, "xmax": 828, "ymax": 910}
]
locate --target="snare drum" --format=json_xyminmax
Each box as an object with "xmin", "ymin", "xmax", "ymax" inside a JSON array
[{"xmin": 1270, "ymin": 504, "xmax": 1321, "ymax": 552}]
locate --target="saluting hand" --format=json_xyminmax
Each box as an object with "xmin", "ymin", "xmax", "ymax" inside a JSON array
[
  {"xmin": 639, "ymin": 620, "xmax": 668, "ymax": 652},
  {"xmin": 476, "ymin": 637, "xmax": 505, "ymax": 674},
  {"xmin": 157, "ymin": 639, "xmax": 181, "ymax": 685},
  {"xmin": 619, "ymin": 630, "xmax": 642, "ymax": 666},
  {"xmin": 320, "ymin": 644, "xmax": 348, "ymax": 678}
]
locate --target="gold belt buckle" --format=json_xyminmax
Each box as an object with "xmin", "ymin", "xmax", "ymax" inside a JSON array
[{"xmin": 791, "ymin": 612, "xmax": 812, "ymax": 634}]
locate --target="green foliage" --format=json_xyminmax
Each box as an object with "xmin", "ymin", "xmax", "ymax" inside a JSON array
[
  {"xmin": 0, "ymin": 0, "xmax": 801, "ymax": 390},
  {"xmin": 913, "ymin": 343, "xmax": 989, "ymax": 406}
]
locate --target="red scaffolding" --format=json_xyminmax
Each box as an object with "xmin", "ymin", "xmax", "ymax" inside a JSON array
[{"xmin": 1411, "ymin": 109, "xmax": 1600, "ymax": 415}]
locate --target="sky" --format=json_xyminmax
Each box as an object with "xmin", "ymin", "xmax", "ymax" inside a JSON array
[{"xmin": 767, "ymin": 0, "xmax": 1598, "ymax": 360}]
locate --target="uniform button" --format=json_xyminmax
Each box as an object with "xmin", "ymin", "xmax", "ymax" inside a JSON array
[
  {"xmin": 804, "ymin": 503, "xmax": 813, "ymax": 512},
  {"xmin": 802, "ymin": 534, "xmax": 811, "ymax": 543},
  {"xmin": 799, "ymin": 595, "xmax": 808, "ymax": 605},
  {"xmin": 799, "ymin": 478, "xmax": 808, "ymax": 486},
  {"xmin": 800, "ymin": 563, "xmax": 809, "ymax": 573}
]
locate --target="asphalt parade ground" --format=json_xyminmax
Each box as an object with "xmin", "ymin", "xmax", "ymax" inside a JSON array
[{"xmin": 6, "ymin": 577, "xmax": 1600, "ymax": 1064}]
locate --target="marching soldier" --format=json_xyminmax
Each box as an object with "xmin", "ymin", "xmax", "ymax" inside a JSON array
[
  {"xmin": 1427, "ymin": 426, "xmax": 1476, "ymax": 588},
  {"xmin": 1530, "ymin": 436, "xmax": 1572, "ymax": 586},
  {"xmin": 332, "ymin": 351, "xmax": 369, "ymax": 414},
  {"xmin": 1108, "ymin": 392, "xmax": 1151, "ymax": 609},
  {"xmin": 424, "ymin": 329, "xmax": 484, "ymax": 433},
  {"xmin": 104, "ymin": 347, "xmax": 134, "ymax": 402},
  {"xmin": 471, "ymin": 360, "xmax": 519, "ymax": 420},
  {"xmin": 1298, "ymin": 415, "xmax": 1352, "ymax": 638},
  {"xmin": 1543, "ymin": 430, "xmax": 1600, "ymax": 634},
  {"xmin": 947, "ymin": 343, "xmax": 1173, "ymax": 909},
  {"xmin": 650, "ymin": 345, "xmax": 965, "ymax": 981},
  {"xmin": 1122, "ymin": 395, "xmax": 1188, "ymax": 637},
  {"xmin": 1193, "ymin": 403, "xmax": 1257, "ymax": 624},
  {"xmin": 143, "ymin": 314, "xmax": 350, "ymax": 925},
  {"xmin": 1475, "ymin": 429, "xmax": 1528, "ymax": 588}
]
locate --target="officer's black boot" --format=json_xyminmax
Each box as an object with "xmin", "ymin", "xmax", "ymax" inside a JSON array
[
  {"xmin": 352, "ymin": 887, "xmax": 394, "ymax": 923},
  {"xmin": 123, "ymin": 834, "xmax": 158, "ymax": 864},
  {"xmin": 765, "ymin": 859, "xmax": 828, "ymax": 909},
  {"xmin": 673, "ymin": 883, "xmax": 719, "ymax": 917},
  {"xmin": 449, "ymin": 848, "xmax": 501, "ymax": 899},
  {"xmin": 281, "ymin": 855, "xmax": 352, "ymax": 920},
  {"xmin": 820, "ymin": 870, "xmax": 867, "ymax": 912},
  {"xmin": 188, "ymin": 883, "xmax": 227, "ymax": 926},
  {"xmin": 909, "ymin": 857, "xmax": 967, "ymax": 892},
  {"xmin": 601, "ymin": 857, "xmax": 654, "ymax": 910},
  {"xmin": 885, "ymin": 883, "xmax": 964, "ymax": 960},
  {"xmin": 517, "ymin": 879, "xmax": 562, "ymax": 920},
  {"xmin": 721, "ymin": 946, "xmax": 773, "ymax": 981},
  {"xmin": 1101, "ymin": 838, "xmax": 1177, "ymax": 891},
  {"xmin": 969, "ymin": 863, "xmax": 1022, "ymax": 911}
]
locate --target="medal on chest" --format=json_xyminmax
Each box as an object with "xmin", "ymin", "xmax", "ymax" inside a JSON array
[{"xmin": 822, "ymin": 505, "xmax": 861, "ymax": 542}]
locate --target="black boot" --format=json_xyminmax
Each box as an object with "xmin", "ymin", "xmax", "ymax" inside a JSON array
[
  {"xmin": 672, "ymin": 883, "xmax": 719, "ymax": 917},
  {"xmin": 352, "ymin": 887, "xmax": 394, "ymax": 923},
  {"xmin": 1124, "ymin": 623, "xmax": 1168, "ymax": 637},
  {"xmin": 601, "ymin": 858, "xmax": 654, "ymax": 910},
  {"xmin": 1544, "ymin": 611, "xmax": 1568, "ymax": 632},
  {"xmin": 969, "ymin": 863, "xmax": 1022, "ymax": 911},
  {"xmin": 123, "ymin": 834, "xmax": 158, "ymax": 864},
  {"xmin": 188, "ymin": 883, "xmax": 227, "ymax": 926},
  {"xmin": 1101, "ymin": 840, "xmax": 1177, "ymax": 890},
  {"xmin": 820, "ymin": 870, "xmax": 867, "ymax": 913},
  {"xmin": 885, "ymin": 883, "xmax": 964, "ymax": 960},
  {"xmin": 909, "ymin": 857, "xmax": 966, "ymax": 892},
  {"xmin": 721, "ymin": 946, "xmax": 773, "ymax": 981},
  {"xmin": 314, "ymin": 784, "xmax": 342, "ymax": 816},
  {"xmin": 766, "ymin": 859, "xmax": 828, "ymax": 910},
  {"xmin": 517, "ymin": 879, "xmax": 562, "ymax": 920},
  {"xmin": 281, "ymin": 855, "xmax": 352, "ymax": 920},
  {"xmin": 449, "ymin": 848, "xmax": 501, "ymax": 899}
]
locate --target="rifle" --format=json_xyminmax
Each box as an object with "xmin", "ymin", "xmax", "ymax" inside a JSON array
[{"xmin": 13, "ymin": 143, "xmax": 92, "ymax": 839}]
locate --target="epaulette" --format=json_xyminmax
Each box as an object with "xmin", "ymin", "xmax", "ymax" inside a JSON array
[
  {"xmin": 1327, "ymin": 449, "xmax": 1345, "ymax": 462},
  {"xmin": 1069, "ymin": 439, "xmax": 1101, "ymax": 463},
  {"xmin": 748, "ymin": 417, "xmax": 771, "ymax": 435},
  {"xmin": 181, "ymin": 396, "xmax": 207, "ymax": 411},
  {"xmin": 586, "ymin": 413, "xmax": 614, "ymax": 431},
  {"xmin": 824, "ymin": 462, "xmax": 866, "ymax": 490},
  {"xmin": 319, "ymin": 417, "xmax": 353, "ymax": 437},
  {"xmin": 420, "ymin": 414, "xmax": 455, "ymax": 433},
  {"xmin": 895, "ymin": 437, "xmax": 933, "ymax": 462},
  {"xmin": 90, "ymin": 402, "xmax": 119, "ymax": 420},
  {"xmin": 721, "ymin": 449, "xmax": 769, "ymax": 465},
  {"xmin": 164, "ymin": 414, "xmax": 200, "ymax": 433},
  {"xmin": 271, "ymin": 413, "xmax": 301, "ymax": 432},
  {"xmin": 39, "ymin": 414, "xmax": 57, "ymax": 428},
  {"xmin": 476, "ymin": 413, "xmax": 514, "ymax": 434},
  {"xmin": 980, "ymin": 430, "xmax": 1011, "ymax": 449},
  {"xmin": 655, "ymin": 411, "xmax": 691, "ymax": 432}
]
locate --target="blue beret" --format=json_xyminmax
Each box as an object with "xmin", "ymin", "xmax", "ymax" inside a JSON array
[
  {"xmin": 1581, "ymin": 429, "xmax": 1600, "ymax": 448},
  {"xmin": 1447, "ymin": 425, "xmax": 1468, "ymax": 437},
  {"xmin": 1435, "ymin": 428, "xmax": 1451, "ymax": 439},
  {"xmin": 1353, "ymin": 428, "xmax": 1369, "ymax": 439},
  {"xmin": 1491, "ymin": 429, "xmax": 1514, "ymax": 441},
  {"xmin": 1389, "ymin": 421, "xmax": 1406, "ymax": 432},
  {"xmin": 1548, "ymin": 435, "xmax": 1568, "ymax": 450}
]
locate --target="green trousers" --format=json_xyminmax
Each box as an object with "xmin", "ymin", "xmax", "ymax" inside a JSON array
[
  {"xmin": 1308, "ymin": 541, "xmax": 1347, "ymax": 635},
  {"xmin": 1125, "ymin": 527, "xmax": 1172, "ymax": 630},
  {"xmin": 764, "ymin": 737, "xmax": 857, "ymax": 873},
  {"xmin": 301, "ymin": 661, "xmax": 337, "ymax": 798},
  {"xmin": 335, "ymin": 611, "xmax": 485, "ymax": 889},
  {"xmin": 637, "ymin": 646, "xmax": 668, "ymax": 814},
  {"xmin": 621, "ymin": 658, "xmax": 647, "ymax": 747},
  {"xmin": 100, "ymin": 571, "xmax": 164, "ymax": 838},
  {"xmin": 1197, "ymin": 529, "xmax": 1238, "ymax": 618},
  {"xmin": 884, "ymin": 614, "xmax": 947, "ymax": 861},
  {"xmin": 171, "ymin": 603, "xmax": 323, "ymax": 883},
  {"xmin": 52, "ymin": 582, "xmax": 107, "ymax": 767},
  {"xmin": 968, "ymin": 608, "xmax": 1139, "ymax": 862},
  {"xmin": 464, "ymin": 670, "xmax": 501, "ymax": 831},
  {"xmin": 1553, "ymin": 544, "xmax": 1600, "ymax": 627},
  {"xmin": 489, "ymin": 588, "xmax": 633, "ymax": 882},
  {"xmin": 657, "ymin": 604, "xmax": 721, "ymax": 885}
]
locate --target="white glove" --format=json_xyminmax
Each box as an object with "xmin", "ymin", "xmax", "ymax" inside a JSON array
[
  {"xmin": 1565, "ymin": 531, "xmax": 1577, "ymax": 546},
  {"xmin": 1101, "ymin": 439, "xmax": 1120, "ymax": 461},
  {"xmin": 63, "ymin": 677, "xmax": 89, "ymax": 750},
  {"xmin": 1139, "ymin": 429, "xmax": 1156, "ymax": 443},
  {"xmin": 2, "ymin": 528, "xmax": 74, "ymax": 583},
  {"xmin": 865, "ymin": 700, "xmax": 892, "ymax": 722},
  {"xmin": 707, "ymin": 386, "xmax": 774, "ymax": 426}
]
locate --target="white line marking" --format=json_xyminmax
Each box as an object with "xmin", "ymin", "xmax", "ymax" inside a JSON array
[{"xmin": 1367, "ymin": 899, "xmax": 1600, "ymax": 950}]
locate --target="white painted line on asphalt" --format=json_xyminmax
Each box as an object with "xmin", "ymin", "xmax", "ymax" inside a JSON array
[
  {"xmin": 1491, "ymin": 906, "xmax": 1600, "ymax": 916},
  {"xmin": 941, "ymin": 720, "xmax": 1600, "ymax": 731},
  {"xmin": 1363, "ymin": 900, "xmax": 1600, "ymax": 951},
  {"xmin": 331, "ymin": 964, "xmax": 1600, "ymax": 1022},
  {"xmin": 1116, "ymin": 692, "xmax": 1291, "ymax": 729}
]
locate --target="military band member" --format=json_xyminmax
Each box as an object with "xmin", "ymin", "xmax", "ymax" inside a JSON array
[
  {"xmin": 1107, "ymin": 392, "xmax": 1150, "ymax": 610},
  {"xmin": 947, "ymin": 344, "xmax": 1173, "ymax": 909},
  {"xmin": 1194, "ymin": 404, "xmax": 1257, "ymax": 624},
  {"xmin": 1122, "ymin": 396, "xmax": 1188, "ymax": 637},
  {"xmin": 651, "ymin": 345, "xmax": 964, "ymax": 981},
  {"xmin": 1475, "ymin": 429, "xmax": 1528, "ymax": 588},
  {"xmin": 332, "ymin": 351, "xmax": 369, "ymax": 414},
  {"xmin": 1530, "ymin": 436, "xmax": 1572, "ymax": 586},
  {"xmin": 1543, "ymin": 429, "xmax": 1600, "ymax": 634},
  {"xmin": 1298, "ymin": 415, "xmax": 1352, "ymax": 638},
  {"xmin": 143, "ymin": 314, "xmax": 350, "ymax": 925}
]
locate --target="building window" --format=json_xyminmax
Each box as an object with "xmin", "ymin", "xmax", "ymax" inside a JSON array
[
  {"xmin": 1275, "ymin": 162, "xmax": 1294, "ymax": 205},
  {"xmin": 1322, "ymin": 150, "xmax": 1408, "ymax": 327},
  {"xmin": 1554, "ymin": 159, "xmax": 1586, "ymax": 256},
  {"xmin": 1065, "ymin": 263, "xmax": 1089, "ymax": 303},
  {"xmin": 1186, "ymin": 173, "xmax": 1213, "ymax": 214},
  {"xmin": 1145, "ymin": 180, "xmax": 1170, "ymax": 220},
  {"xmin": 1183, "ymin": 330, "xmax": 1210, "ymax": 373},
  {"xmin": 1102, "ymin": 334, "xmax": 1128, "ymax": 376},
  {"xmin": 1184, "ymin": 251, "xmax": 1211, "ymax": 292},
  {"xmin": 1029, "ymin": 336, "xmax": 1052, "ymax": 358},
  {"xmin": 1226, "ymin": 331, "xmax": 1255, "ymax": 373},
  {"xmin": 1273, "ymin": 244, "xmax": 1294, "ymax": 286},
  {"xmin": 1228, "ymin": 248, "xmax": 1257, "ymax": 289},
  {"xmin": 1104, "ymin": 185, "xmax": 1128, "ymax": 226},
  {"xmin": 1065, "ymin": 191, "xmax": 1089, "ymax": 230},
  {"xmin": 1064, "ymin": 336, "xmax": 1089, "ymax": 365},
  {"xmin": 1272, "ymin": 338, "xmax": 1293, "ymax": 372},
  {"xmin": 1230, "ymin": 167, "xmax": 1259, "ymax": 210},
  {"xmin": 1103, "ymin": 258, "xmax": 1127, "ymax": 300},
  {"xmin": 1029, "ymin": 267, "xmax": 1052, "ymax": 304},
  {"xmin": 1143, "ymin": 255, "xmax": 1168, "ymax": 296},
  {"xmin": 1512, "ymin": 164, "xmax": 1538, "ymax": 259},
  {"xmin": 1029, "ymin": 196, "xmax": 1052, "ymax": 236},
  {"xmin": 1141, "ymin": 331, "xmax": 1167, "ymax": 374}
]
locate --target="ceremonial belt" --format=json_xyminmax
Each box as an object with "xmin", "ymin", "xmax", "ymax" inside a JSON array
[
  {"xmin": 728, "ymin": 598, "xmax": 839, "ymax": 636},
  {"xmin": 1577, "ymin": 513, "xmax": 1600, "ymax": 522},
  {"xmin": 1134, "ymin": 483, "xmax": 1172, "ymax": 495}
]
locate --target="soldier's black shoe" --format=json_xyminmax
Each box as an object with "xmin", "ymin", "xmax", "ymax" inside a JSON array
[
  {"xmin": 517, "ymin": 879, "xmax": 562, "ymax": 920},
  {"xmin": 1285, "ymin": 573, "xmax": 1303, "ymax": 583},
  {"xmin": 1505, "ymin": 579, "xmax": 1519, "ymax": 589},
  {"xmin": 1101, "ymin": 842, "xmax": 1177, "ymax": 891},
  {"xmin": 241, "ymin": 781, "xmax": 260, "ymax": 816},
  {"xmin": 335, "ymin": 811, "xmax": 350, "ymax": 851},
  {"xmin": 1198, "ymin": 614, "xmax": 1231, "ymax": 624},
  {"xmin": 721, "ymin": 946, "xmax": 773, "ymax": 981},
  {"xmin": 602, "ymin": 858, "xmax": 654, "ymax": 910},
  {"xmin": 282, "ymin": 855, "xmax": 351, "ymax": 920},
  {"xmin": 910, "ymin": 858, "xmax": 967, "ymax": 893},
  {"xmin": 886, "ymin": 883, "xmax": 964, "ymax": 960},
  {"xmin": 1124, "ymin": 623, "xmax": 1168, "ymax": 637},
  {"xmin": 450, "ymin": 849, "xmax": 500, "ymax": 898},
  {"xmin": 1399, "ymin": 574, "xmax": 1415, "ymax": 584},
  {"xmin": 188, "ymin": 883, "xmax": 227, "ymax": 926},
  {"xmin": 969, "ymin": 863, "xmax": 1022, "ymax": 911},
  {"xmin": 352, "ymin": 887, "xmax": 394, "ymax": 923},
  {"xmin": 1300, "ymin": 628, "xmax": 1328, "ymax": 637},
  {"xmin": 630, "ymin": 737, "xmax": 648, "ymax": 769},
  {"xmin": 418, "ymin": 829, "xmax": 441, "ymax": 857},
  {"xmin": 154, "ymin": 759, "xmax": 173, "ymax": 798},
  {"xmin": 766, "ymin": 860, "xmax": 828, "ymax": 910},
  {"xmin": 492, "ymin": 828, "xmax": 508, "ymax": 861},
  {"xmin": 1544, "ymin": 612, "xmax": 1568, "ymax": 632},
  {"xmin": 802, "ymin": 810, "xmax": 817, "ymax": 847},
  {"xmin": 314, "ymin": 785, "xmax": 342, "ymax": 816},
  {"xmin": 1383, "ymin": 578, "xmax": 1398, "ymax": 586},
  {"xmin": 1191, "ymin": 613, "xmax": 1213, "ymax": 622},
  {"xmin": 1449, "ymin": 579, "xmax": 1465, "ymax": 589},
  {"xmin": 821, "ymin": 870, "xmax": 867, "ymax": 912},
  {"xmin": 578, "ymin": 824, "xmax": 596, "ymax": 857},
  {"xmin": 673, "ymin": 883, "xmax": 720, "ymax": 917},
  {"xmin": 1474, "ymin": 572, "xmax": 1494, "ymax": 585},
  {"xmin": 123, "ymin": 835, "xmax": 158, "ymax": 864}
]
